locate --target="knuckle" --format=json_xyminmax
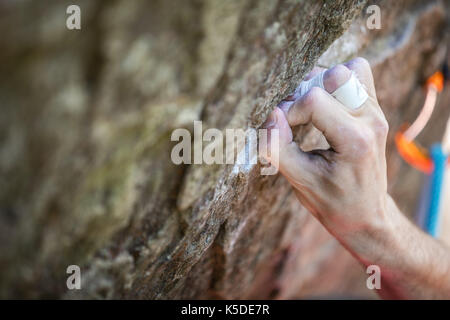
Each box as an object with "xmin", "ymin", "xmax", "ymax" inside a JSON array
[
  {"xmin": 302, "ymin": 86, "xmax": 323, "ymax": 108},
  {"xmin": 373, "ymin": 116, "xmax": 389, "ymax": 137},
  {"xmin": 352, "ymin": 128, "xmax": 376, "ymax": 157}
]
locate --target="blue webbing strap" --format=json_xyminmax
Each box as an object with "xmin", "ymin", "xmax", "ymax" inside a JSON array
[{"xmin": 426, "ymin": 144, "xmax": 447, "ymax": 237}]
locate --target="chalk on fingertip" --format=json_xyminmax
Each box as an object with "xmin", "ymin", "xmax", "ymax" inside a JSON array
[{"xmin": 294, "ymin": 70, "xmax": 369, "ymax": 110}]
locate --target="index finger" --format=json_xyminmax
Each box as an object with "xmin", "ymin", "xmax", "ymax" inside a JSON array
[{"xmin": 287, "ymin": 87, "xmax": 357, "ymax": 152}]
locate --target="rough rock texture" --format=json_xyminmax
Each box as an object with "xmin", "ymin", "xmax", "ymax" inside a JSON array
[{"xmin": 0, "ymin": 0, "xmax": 449, "ymax": 299}]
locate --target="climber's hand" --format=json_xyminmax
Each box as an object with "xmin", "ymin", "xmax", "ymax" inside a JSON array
[
  {"xmin": 263, "ymin": 57, "xmax": 390, "ymax": 240},
  {"xmin": 264, "ymin": 57, "xmax": 450, "ymax": 300}
]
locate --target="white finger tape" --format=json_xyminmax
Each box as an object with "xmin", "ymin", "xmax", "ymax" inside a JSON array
[
  {"xmin": 293, "ymin": 70, "xmax": 369, "ymax": 110},
  {"xmin": 331, "ymin": 71, "xmax": 368, "ymax": 110},
  {"xmin": 293, "ymin": 71, "xmax": 325, "ymax": 99}
]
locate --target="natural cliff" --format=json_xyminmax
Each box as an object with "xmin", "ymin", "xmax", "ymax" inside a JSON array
[{"xmin": 0, "ymin": 0, "xmax": 449, "ymax": 299}]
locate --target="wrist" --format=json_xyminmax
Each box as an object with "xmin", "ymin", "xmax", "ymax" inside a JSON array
[
  {"xmin": 337, "ymin": 193, "xmax": 400, "ymax": 267},
  {"xmin": 340, "ymin": 194, "xmax": 450, "ymax": 299}
]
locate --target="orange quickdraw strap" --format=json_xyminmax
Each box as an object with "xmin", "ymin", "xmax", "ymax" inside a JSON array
[
  {"xmin": 427, "ymin": 71, "xmax": 444, "ymax": 92},
  {"xmin": 395, "ymin": 130, "xmax": 433, "ymax": 174},
  {"xmin": 395, "ymin": 71, "xmax": 448, "ymax": 173}
]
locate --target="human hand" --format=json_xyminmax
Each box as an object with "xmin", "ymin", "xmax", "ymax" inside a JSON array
[{"xmin": 263, "ymin": 58, "xmax": 390, "ymax": 242}]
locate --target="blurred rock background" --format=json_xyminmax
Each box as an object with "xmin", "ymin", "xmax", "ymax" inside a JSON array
[{"xmin": 0, "ymin": 0, "xmax": 449, "ymax": 299}]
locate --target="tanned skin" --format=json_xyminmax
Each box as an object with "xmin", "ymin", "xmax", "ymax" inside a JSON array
[{"xmin": 263, "ymin": 57, "xmax": 450, "ymax": 299}]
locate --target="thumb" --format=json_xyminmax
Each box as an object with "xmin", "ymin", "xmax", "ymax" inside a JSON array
[
  {"xmin": 260, "ymin": 107, "xmax": 291, "ymax": 173},
  {"xmin": 263, "ymin": 107, "xmax": 293, "ymax": 150},
  {"xmin": 261, "ymin": 108, "xmax": 318, "ymax": 185}
]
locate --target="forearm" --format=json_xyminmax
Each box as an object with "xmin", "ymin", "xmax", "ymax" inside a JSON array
[
  {"xmin": 341, "ymin": 195, "xmax": 450, "ymax": 299},
  {"xmin": 265, "ymin": 58, "xmax": 450, "ymax": 299}
]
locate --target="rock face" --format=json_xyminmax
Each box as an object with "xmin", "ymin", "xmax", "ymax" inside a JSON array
[{"xmin": 0, "ymin": 0, "xmax": 449, "ymax": 299}]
